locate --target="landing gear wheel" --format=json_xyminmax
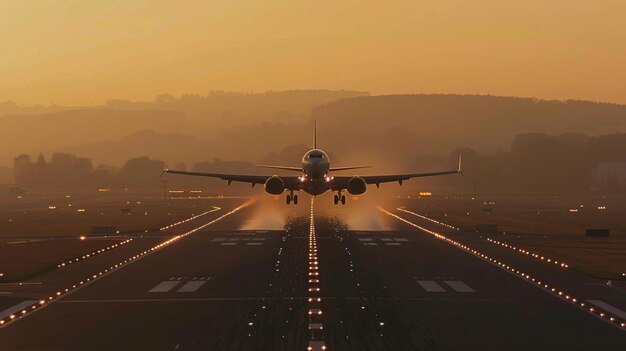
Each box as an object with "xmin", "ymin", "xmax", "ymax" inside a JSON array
[
  {"xmin": 286, "ymin": 194, "xmax": 291, "ymax": 205},
  {"xmin": 333, "ymin": 194, "xmax": 339, "ymax": 205},
  {"xmin": 293, "ymin": 194, "xmax": 298, "ymax": 205},
  {"xmin": 341, "ymin": 195, "xmax": 346, "ymax": 205}
]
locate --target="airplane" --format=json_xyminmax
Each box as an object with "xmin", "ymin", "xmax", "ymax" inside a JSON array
[{"xmin": 162, "ymin": 122, "xmax": 462, "ymax": 205}]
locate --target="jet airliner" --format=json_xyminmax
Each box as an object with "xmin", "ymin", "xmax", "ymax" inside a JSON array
[{"xmin": 162, "ymin": 122, "xmax": 462, "ymax": 205}]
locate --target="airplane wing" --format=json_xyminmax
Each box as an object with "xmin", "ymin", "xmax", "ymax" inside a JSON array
[
  {"xmin": 161, "ymin": 169, "xmax": 302, "ymax": 190},
  {"xmin": 331, "ymin": 156, "xmax": 462, "ymax": 189},
  {"xmin": 329, "ymin": 166, "xmax": 371, "ymax": 172},
  {"xmin": 256, "ymin": 165, "xmax": 302, "ymax": 172}
]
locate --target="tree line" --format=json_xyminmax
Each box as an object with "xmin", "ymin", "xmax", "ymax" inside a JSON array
[{"xmin": 12, "ymin": 132, "xmax": 626, "ymax": 192}]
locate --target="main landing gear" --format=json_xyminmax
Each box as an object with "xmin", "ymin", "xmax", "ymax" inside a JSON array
[
  {"xmin": 333, "ymin": 192, "xmax": 346, "ymax": 205},
  {"xmin": 286, "ymin": 191, "xmax": 298, "ymax": 205}
]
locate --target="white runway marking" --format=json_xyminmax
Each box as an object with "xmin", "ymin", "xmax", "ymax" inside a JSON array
[
  {"xmin": 588, "ymin": 300, "xmax": 626, "ymax": 319},
  {"xmin": 149, "ymin": 281, "xmax": 180, "ymax": 293},
  {"xmin": 385, "ymin": 242, "xmax": 402, "ymax": 246},
  {"xmin": 0, "ymin": 300, "xmax": 38, "ymax": 319},
  {"xmin": 220, "ymin": 242, "xmax": 237, "ymax": 246},
  {"xmin": 380, "ymin": 238, "xmax": 393, "ymax": 242},
  {"xmin": 393, "ymin": 238, "xmax": 409, "ymax": 242},
  {"xmin": 416, "ymin": 280, "xmax": 446, "ymax": 292},
  {"xmin": 444, "ymin": 280, "xmax": 476, "ymax": 292},
  {"xmin": 364, "ymin": 242, "xmax": 378, "ymax": 246},
  {"xmin": 211, "ymin": 238, "xmax": 227, "ymax": 242},
  {"xmin": 358, "ymin": 238, "xmax": 373, "ymax": 241},
  {"xmin": 177, "ymin": 281, "xmax": 206, "ymax": 292},
  {"xmin": 246, "ymin": 242, "xmax": 263, "ymax": 246}
]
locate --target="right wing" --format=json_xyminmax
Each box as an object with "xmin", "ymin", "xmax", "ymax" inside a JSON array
[
  {"xmin": 162, "ymin": 169, "xmax": 301, "ymax": 190},
  {"xmin": 331, "ymin": 156, "xmax": 462, "ymax": 189},
  {"xmin": 329, "ymin": 166, "xmax": 371, "ymax": 172}
]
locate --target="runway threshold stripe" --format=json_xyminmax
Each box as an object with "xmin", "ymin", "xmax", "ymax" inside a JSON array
[
  {"xmin": 57, "ymin": 296, "xmax": 546, "ymax": 303},
  {"xmin": 149, "ymin": 281, "xmax": 180, "ymax": 293},
  {"xmin": 0, "ymin": 300, "xmax": 38, "ymax": 319},
  {"xmin": 588, "ymin": 300, "xmax": 626, "ymax": 320},
  {"xmin": 416, "ymin": 280, "xmax": 446, "ymax": 292},
  {"xmin": 176, "ymin": 281, "xmax": 206, "ymax": 292},
  {"xmin": 444, "ymin": 280, "xmax": 476, "ymax": 292}
]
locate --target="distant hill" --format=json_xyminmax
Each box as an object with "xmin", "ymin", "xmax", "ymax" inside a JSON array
[
  {"xmin": 3, "ymin": 93, "xmax": 626, "ymax": 173},
  {"xmin": 309, "ymin": 94, "xmax": 626, "ymax": 168},
  {"xmin": 0, "ymin": 109, "xmax": 184, "ymax": 166},
  {"xmin": 105, "ymin": 90, "xmax": 369, "ymax": 125},
  {"xmin": 0, "ymin": 90, "xmax": 368, "ymax": 167}
]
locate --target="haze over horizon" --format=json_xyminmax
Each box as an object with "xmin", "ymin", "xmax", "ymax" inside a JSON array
[{"xmin": 2, "ymin": 0, "xmax": 626, "ymax": 105}]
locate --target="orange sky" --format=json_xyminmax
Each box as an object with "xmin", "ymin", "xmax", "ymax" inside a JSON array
[{"xmin": 1, "ymin": 0, "xmax": 626, "ymax": 105}]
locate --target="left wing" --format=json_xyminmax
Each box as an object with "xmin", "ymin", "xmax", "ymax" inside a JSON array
[
  {"xmin": 331, "ymin": 156, "xmax": 462, "ymax": 189},
  {"xmin": 161, "ymin": 169, "xmax": 302, "ymax": 190},
  {"xmin": 256, "ymin": 165, "xmax": 302, "ymax": 172}
]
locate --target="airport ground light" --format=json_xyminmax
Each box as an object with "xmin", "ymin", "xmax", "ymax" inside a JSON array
[
  {"xmin": 55, "ymin": 206, "xmax": 221, "ymax": 269},
  {"xmin": 0, "ymin": 201, "xmax": 251, "ymax": 328},
  {"xmin": 307, "ymin": 198, "xmax": 326, "ymax": 351},
  {"xmin": 397, "ymin": 208, "xmax": 570, "ymax": 270},
  {"xmin": 380, "ymin": 207, "xmax": 626, "ymax": 330}
]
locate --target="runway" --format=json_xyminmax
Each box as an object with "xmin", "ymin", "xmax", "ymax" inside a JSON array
[{"xmin": 0, "ymin": 198, "xmax": 625, "ymax": 350}]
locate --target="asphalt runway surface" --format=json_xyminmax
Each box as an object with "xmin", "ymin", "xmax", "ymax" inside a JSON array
[{"xmin": 1, "ymin": 198, "xmax": 625, "ymax": 350}]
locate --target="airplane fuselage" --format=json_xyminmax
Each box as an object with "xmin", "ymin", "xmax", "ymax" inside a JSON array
[{"xmin": 300, "ymin": 149, "xmax": 331, "ymax": 195}]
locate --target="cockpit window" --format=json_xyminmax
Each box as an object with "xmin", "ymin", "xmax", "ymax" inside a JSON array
[{"xmin": 309, "ymin": 154, "xmax": 324, "ymax": 158}]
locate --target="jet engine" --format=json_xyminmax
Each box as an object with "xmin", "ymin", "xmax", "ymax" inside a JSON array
[
  {"xmin": 264, "ymin": 176, "xmax": 285, "ymax": 195},
  {"xmin": 347, "ymin": 177, "xmax": 367, "ymax": 195}
]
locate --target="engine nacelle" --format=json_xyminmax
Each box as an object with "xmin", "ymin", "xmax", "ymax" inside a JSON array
[
  {"xmin": 347, "ymin": 177, "xmax": 367, "ymax": 195},
  {"xmin": 264, "ymin": 176, "xmax": 285, "ymax": 195}
]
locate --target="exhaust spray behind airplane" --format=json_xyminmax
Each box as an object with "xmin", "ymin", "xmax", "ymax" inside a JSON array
[{"xmin": 162, "ymin": 121, "xmax": 462, "ymax": 205}]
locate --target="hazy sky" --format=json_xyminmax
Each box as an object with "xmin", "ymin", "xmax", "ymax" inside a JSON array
[{"xmin": 2, "ymin": 0, "xmax": 626, "ymax": 105}]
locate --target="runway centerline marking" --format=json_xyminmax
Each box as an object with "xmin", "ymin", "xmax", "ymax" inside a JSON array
[{"xmin": 307, "ymin": 197, "xmax": 326, "ymax": 351}]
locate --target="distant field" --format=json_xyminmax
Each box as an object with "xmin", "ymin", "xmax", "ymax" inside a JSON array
[
  {"xmin": 402, "ymin": 193, "xmax": 626, "ymax": 279},
  {"xmin": 0, "ymin": 188, "xmax": 244, "ymax": 281},
  {"xmin": 0, "ymin": 237, "xmax": 124, "ymax": 281},
  {"xmin": 1, "ymin": 189, "xmax": 225, "ymax": 238}
]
